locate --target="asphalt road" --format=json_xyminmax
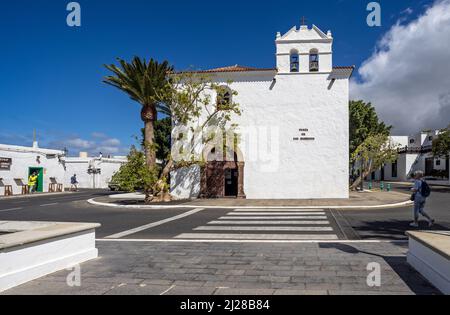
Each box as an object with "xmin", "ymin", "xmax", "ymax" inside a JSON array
[
  {"xmin": 0, "ymin": 186, "xmax": 449, "ymax": 241},
  {"xmin": 340, "ymin": 184, "xmax": 450, "ymax": 240}
]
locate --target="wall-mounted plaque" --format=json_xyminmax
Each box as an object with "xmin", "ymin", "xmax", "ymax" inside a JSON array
[
  {"xmin": 294, "ymin": 128, "xmax": 315, "ymax": 142},
  {"xmin": 0, "ymin": 157, "xmax": 12, "ymax": 170}
]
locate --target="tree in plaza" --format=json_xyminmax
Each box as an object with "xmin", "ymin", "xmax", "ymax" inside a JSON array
[
  {"xmin": 432, "ymin": 126, "xmax": 450, "ymax": 158},
  {"xmin": 350, "ymin": 134, "xmax": 400, "ymax": 190},
  {"xmin": 103, "ymin": 57, "xmax": 173, "ymax": 202},
  {"xmin": 349, "ymin": 100, "xmax": 392, "ymax": 186},
  {"xmin": 151, "ymin": 72, "xmax": 241, "ymax": 202},
  {"xmin": 349, "ymin": 100, "xmax": 391, "ymax": 155},
  {"xmin": 110, "ymin": 146, "xmax": 159, "ymax": 193}
]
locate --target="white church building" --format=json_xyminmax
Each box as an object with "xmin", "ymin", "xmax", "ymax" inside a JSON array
[{"xmin": 171, "ymin": 23, "xmax": 354, "ymax": 200}]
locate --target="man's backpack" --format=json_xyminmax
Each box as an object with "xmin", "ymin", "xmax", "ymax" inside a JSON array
[{"xmin": 420, "ymin": 180, "xmax": 431, "ymax": 198}]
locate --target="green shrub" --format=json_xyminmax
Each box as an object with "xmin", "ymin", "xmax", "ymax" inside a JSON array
[{"xmin": 111, "ymin": 146, "xmax": 160, "ymax": 192}]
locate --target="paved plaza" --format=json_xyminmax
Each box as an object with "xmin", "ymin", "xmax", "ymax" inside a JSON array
[{"xmin": 3, "ymin": 240, "xmax": 439, "ymax": 295}]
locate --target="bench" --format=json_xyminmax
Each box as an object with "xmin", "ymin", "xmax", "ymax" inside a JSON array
[
  {"xmin": 14, "ymin": 179, "xmax": 29, "ymax": 195},
  {"xmin": 4, "ymin": 186, "xmax": 13, "ymax": 196},
  {"xmin": 21, "ymin": 185, "xmax": 29, "ymax": 195},
  {"xmin": 48, "ymin": 183, "xmax": 56, "ymax": 192}
]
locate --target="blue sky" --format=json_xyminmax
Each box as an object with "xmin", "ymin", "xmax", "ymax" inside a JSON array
[{"xmin": 0, "ymin": 0, "xmax": 437, "ymax": 155}]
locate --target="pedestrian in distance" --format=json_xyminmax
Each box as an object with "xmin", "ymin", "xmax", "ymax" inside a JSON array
[
  {"xmin": 70, "ymin": 174, "xmax": 79, "ymax": 192},
  {"xmin": 410, "ymin": 170, "xmax": 435, "ymax": 228}
]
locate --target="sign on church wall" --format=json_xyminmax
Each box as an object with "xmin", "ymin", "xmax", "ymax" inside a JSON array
[{"xmin": 293, "ymin": 129, "xmax": 315, "ymax": 141}]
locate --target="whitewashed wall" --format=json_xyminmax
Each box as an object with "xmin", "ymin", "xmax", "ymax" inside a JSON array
[
  {"xmin": 64, "ymin": 158, "xmax": 126, "ymax": 189},
  {"xmin": 171, "ymin": 165, "xmax": 201, "ymax": 200},
  {"xmin": 171, "ymin": 70, "xmax": 350, "ymax": 199}
]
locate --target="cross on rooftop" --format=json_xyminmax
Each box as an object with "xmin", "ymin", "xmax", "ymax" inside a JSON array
[{"xmin": 301, "ymin": 16, "xmax": 307, "ymax": 26}]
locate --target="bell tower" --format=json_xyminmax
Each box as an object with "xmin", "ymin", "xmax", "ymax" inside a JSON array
[{"xmin": 275, "ymin": 22, "xmax": 333, "ymax": 74}]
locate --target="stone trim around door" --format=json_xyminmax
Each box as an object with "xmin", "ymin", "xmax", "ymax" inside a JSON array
[{"xmin": 200, "ymin": 145, "xmax": 246, "ymax": 199}]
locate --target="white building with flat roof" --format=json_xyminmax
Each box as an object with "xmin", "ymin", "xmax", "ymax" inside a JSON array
[
  {"xmin": 0, "ymin": 142, "xmax": 128, "ymax": 196},
  {"xmin": 0, "ymin": 142, "xmax": 66, "ymax": 195},
  {"xmin": 64, "ymin": 153, "xmax": 127, "ymax": 189}
]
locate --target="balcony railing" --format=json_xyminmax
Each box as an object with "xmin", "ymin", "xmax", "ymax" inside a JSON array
[{"xmin": 398, "ymin": 145, "xmax": 433, "ymax": 154}]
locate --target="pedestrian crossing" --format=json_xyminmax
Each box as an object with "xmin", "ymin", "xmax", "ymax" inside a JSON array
[{"xmin": 175, "ymin": 208, "xmax": 339, "ymax": 241}]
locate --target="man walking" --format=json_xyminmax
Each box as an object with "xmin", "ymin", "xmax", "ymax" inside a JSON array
[
  {"xmin": 410, "ymin": 171, "xmax": 435, "ymax": 228},
  {"xmin": 70, "ymin": 174, "xmax": 79, "ymax": 192},
  {"xmin": 28, "ymin": 171, "xmax": 38, "ymax": 194}
]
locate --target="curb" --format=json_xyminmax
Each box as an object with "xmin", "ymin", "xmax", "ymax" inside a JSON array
[
  {"xmin": 0, "ymin": 191, "xmax": 76, "ymax": 200},
  {"xmin": 87, "ymin": 198, "xmax": 413, "ymax": 210}
]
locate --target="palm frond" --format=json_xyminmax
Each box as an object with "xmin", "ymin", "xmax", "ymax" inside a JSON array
[{"xmin": 103, "ymin": 57, "xmax": 174, "ymax": 114}]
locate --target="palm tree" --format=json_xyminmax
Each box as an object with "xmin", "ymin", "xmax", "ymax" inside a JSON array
[{"xmin": 104, "ymin": 57, "xmax": 172, "ymax": 170}]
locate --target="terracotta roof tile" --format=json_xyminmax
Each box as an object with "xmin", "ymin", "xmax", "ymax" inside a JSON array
[
  {"xmin": 178, "ymin": 65, "xmax": 276, "ymax": 74},
  {"xmin": 177, "ymin": 65, "xmax": 355, "ymax": 74}
]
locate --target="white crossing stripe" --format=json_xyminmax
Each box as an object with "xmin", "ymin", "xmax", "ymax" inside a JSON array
[
  {"xmin": 176, "ymin": 233, "xmax": 339, "ymax": 240},
  {"xmin": 194, "ymin": 226, "xmax": 334, "ymax": 232},
  {"xmin": 106, "ymin": 208, "xmax": 205, "ymax": 239},
  {"xmin": 233, "ymin": 209, "xmax": 326, "ymax": 212},
  {"xmin": 208, "ymin": 220, "xmax": 330, "ymax": 225},
  {"xmin": 231, "ymin": 212, "xmax": 326, "ymax": 216},
  {"xmin": 172, "ymin": 207, "xmax": 337, "ymax": 241},
  {"xmin": 221, "ymin": 216, "xmax": 328, "ymax": 220}
]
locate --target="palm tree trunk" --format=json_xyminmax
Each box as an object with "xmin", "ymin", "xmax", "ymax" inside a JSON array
[
  {"xmin": 141, "ymin": 105, "xmax": 157, "ymax": 204},
  {"xmin": 141, "ymin": 105, "xmax": 157, "ymax": 167}
]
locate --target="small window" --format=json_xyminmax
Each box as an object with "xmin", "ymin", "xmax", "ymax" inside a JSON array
[
  {"xmin": 290, "ymin": 50, "xmax": 299, "ymax": 73},
  {"xmin": 309, "ymin": 49, "xmax": 319, "ymax": 72},
  {"xmin": 217, "ymin": 86, "xmax": 232, "ymax": 109},
  {"xmin": 409, "ymin": 139, "xmax": 415, "ymax": 144},
  {"xmin": 436, "ymin": 160, "xmax": 441, "ymax": 166},
  {"xmin": 429, "ymin": 136, "xmax": 433, "ymax": 141}
]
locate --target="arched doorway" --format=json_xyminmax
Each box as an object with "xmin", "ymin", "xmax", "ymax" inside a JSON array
[{"xmin": 200, "ymin": 145, "xmax": 246, "ymax": 199}]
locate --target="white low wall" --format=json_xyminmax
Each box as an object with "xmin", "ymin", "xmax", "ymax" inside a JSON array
[
  {"xmin": 407, "ymin": 232, "xmax": 450, "ymax": 295},
  {"xmin": 0, "ymin": 222, "xmax": 99, "ymax": 293}
]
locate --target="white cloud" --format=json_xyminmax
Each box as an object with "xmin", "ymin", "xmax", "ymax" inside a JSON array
[
  {"xmin": 46, "ymin": 134, "xmax": 127, "ymax": 157},
  {"xmin": 100, "ymin": 138, "xmax": 121, "ymax": 147},
  {"xmin": 66, "ymin": 138, "xmax": 95, "ymax": 149},
  {"xmin": 351, "ymin": 0, "xmax": 450, "ymax": 135}
]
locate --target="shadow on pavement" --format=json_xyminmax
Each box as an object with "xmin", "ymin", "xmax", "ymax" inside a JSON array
[
  {"xmin": 351, "ymin": 220, "xmax": 449, "ymax": 240},
  {"xmin": 319, "ymin": 243, "xmax": 440, "ymax": 295}
]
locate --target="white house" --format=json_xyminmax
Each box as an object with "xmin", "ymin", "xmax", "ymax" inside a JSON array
[
  {"xmin": 171, "ymin": 23, "xmax": 354, "ymax": 200},
  {"xmin": 0, "ymin": 143, "xmax": 127, "ymax": 196},
  {"xmin": 64, "ymin": 152, "xmax": 127, "ymax": 189},
  {"xmin": 0, "ymin": 142, "xmax": 66, "ymax": 195},
  {"xmin": 370, "ymin": 130, "xmax": 449, "ymax": 182}
]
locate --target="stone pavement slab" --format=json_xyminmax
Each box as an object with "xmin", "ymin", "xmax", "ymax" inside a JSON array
[{"xmin": 1, "ymin": 241, "xmax": 440, "ymax": 295}]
